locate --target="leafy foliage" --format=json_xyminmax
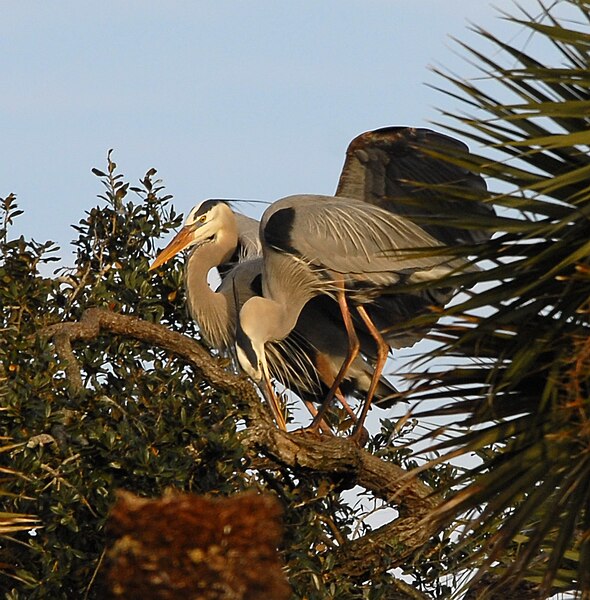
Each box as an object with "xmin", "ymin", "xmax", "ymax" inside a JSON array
[
  {"xmin": 0, "ymin": 168, "xmax": 252, "ymax": 598},
  {"xmin": 407, "ymin": 0, "xmax": 590, "ymax": 596},
  {"xmin": 0, "ymin": 161, "xmax": 453, "ymax": 599}
]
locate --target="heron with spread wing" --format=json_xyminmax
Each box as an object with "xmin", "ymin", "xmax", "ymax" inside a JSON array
[
  {"xmin": 235, "ymin": 193, "xmax": 468, "ymax": 439},
  {"xmin": 151, "ymin": 127, "xmax": 491, "ymax": 436},
  {"xmin": 235, "ymin": 127, "xmax": 492, "ymax": 439}
]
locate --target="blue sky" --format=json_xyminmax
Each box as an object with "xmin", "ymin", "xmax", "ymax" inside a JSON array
[{"xmin": 1, "ymin": 1, "xmax": 561, "ymax": 252}]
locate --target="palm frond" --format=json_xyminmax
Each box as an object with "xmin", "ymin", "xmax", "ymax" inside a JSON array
[{"xmin": 406, "ymin": 1, "xmax": 590, "ymax": 596}]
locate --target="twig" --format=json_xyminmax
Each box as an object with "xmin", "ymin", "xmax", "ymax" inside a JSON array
[{"xmin": 83, "ymin": 547, "xmax": 105, "ymax": 600}]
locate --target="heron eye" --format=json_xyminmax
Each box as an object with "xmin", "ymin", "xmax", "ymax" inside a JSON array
[{"xmin": 198, "ymin": 215, "xmax": 207, "ymax": 223}]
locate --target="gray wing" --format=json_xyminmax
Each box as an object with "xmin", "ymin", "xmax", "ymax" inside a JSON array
[
  {"xmin": 336, "ymin": 126, "xmax": 493, "ymax": 246},
  {"xmin": 262, "ymin": 194, "xmax": 458, "ymax": 284}
]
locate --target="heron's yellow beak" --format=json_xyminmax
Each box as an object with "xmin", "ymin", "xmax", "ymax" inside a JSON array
[{"xmin": 149, "ymin": 227, "xmax": 194, "ymax": 271}]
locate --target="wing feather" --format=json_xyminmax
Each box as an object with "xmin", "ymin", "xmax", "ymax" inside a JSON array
[
  {"xmin": 262, "ymin": 194, "xmax": 456, "ymax": 281},
  {"xmin": 336, "ymin": 126, "xmax": 494, "ymax": 246}
]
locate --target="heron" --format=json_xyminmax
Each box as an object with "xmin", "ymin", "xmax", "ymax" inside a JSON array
[
  {"xmin": 151, "ymin": 127, "xmax": 490, "ymax": 435},
  {"xmin": 150, "ymin": 200, "xmax": 260, "ymax": 353},
  {"xmin": 149, "ymin": 199, "xmax": 397, "ymax": 431},
  {"xmin": 235, "ymin": 127, "xmax": 492, "ymax": 438},
  {"xmin": 235, "ymin": 193, "xmax": 470, "ymax": 438}
]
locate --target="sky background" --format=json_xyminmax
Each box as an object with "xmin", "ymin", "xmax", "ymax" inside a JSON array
[{"xmin": 1, "ymin": 1, "xmax": 567, "ymax": 253}]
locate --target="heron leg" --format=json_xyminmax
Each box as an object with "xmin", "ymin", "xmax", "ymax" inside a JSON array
[
  {"xmin": 309, "ymin": 284, "xmax": 360, "ymax": 430},
  {"xmin": 312, "ymin": 350, "xmax": 358, "ymax": 427},
  {"xmin": 350, "ymin": 305, "xmax": 390, "ymax": 441},
  {"xmin": 302, "ymin": 399, "xmax": 333, "ymax": 435},
  {"xmin": 262, "ymin": 374, "xmax": 288, "ymax": 431},
  {"xmin": 335, "ymin": 391, "xmax": 358, "ymax": 422}
]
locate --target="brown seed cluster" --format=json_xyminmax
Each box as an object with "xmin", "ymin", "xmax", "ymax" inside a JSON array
[{"xmin": 100, "ymin": 490, "xmax": 291, "ymax": 600}]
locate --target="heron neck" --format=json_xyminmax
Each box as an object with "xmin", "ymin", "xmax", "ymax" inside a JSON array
[
  {"xmin": 256, "ymin": 295, "xmax": 307, "ymax": 345},
  {"xmin": 184, "ymin": 241, "xmax": 236, "ymax": 351}
]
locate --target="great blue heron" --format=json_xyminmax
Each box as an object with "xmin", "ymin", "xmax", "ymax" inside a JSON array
[
  {"xmin": 149, "ymin": 200, "xmax": 396, "ymax": 430},
  {"xmin": 235, "ymin": 193, "xmax": 468, "ymax": 438},
  {"xmin": 235, "ymin": 127, "xmax": 492, "ymax": 438},
  {"xmin": 150, "ymin": 200, "xmax": 260, "ymax": 352}
]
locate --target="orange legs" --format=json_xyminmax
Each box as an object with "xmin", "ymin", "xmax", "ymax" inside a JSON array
[
  {"xmin": 309, "ymin": 283, "xmax": 361, "ymax": 430},
  {"xmin": 350, "ymin": 306, "xmax": 390, "ymax": 441},
  {"xmin": 309, "ymin": 284, "xmax": 391, "ymax": 442}
]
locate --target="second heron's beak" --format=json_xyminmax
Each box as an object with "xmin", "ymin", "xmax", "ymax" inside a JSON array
[{"xmin": 149, "ymin": 227, "xmax": 194, "ymax": 271}]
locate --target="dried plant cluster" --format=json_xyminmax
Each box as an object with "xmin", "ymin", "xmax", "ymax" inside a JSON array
[{"xmin": 101, "ymin": 491, "xmax": 291, "ymax": 600}]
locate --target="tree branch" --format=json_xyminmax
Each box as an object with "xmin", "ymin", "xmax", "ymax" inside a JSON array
[
  {"xmin": 41, "ymin": 307, "xmax": 264, "ymax": 413},
  {"xmin": 40, "ymin": 308, "xmax": 442, "ymax": 588}
]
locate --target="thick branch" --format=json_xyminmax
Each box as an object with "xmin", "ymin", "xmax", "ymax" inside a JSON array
[
  {"xmin": 243, "ymin": 422, "xmax": 439, "ymax": 579},
  {"xmin": 41, "ymin": 308, "xmax": 442, "ymax": 586},
  {"xmin": 41, "ymin": 307, "xmax": 264, "ymax": 414},
  {"xmin": 242, "ymin": 420, "xmax": 435, "ymax": 510}
]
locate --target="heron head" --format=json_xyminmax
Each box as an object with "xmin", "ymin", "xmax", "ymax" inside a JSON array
[
  {"xmin": 149, "ymin": 200, "xmax": 235, "ymax": 270},
  {"xmin": 235, "ymin": 326, "xmax": 265, "ymax": 383},
  {"xmin": 235, "ymin": 298, "xmax": 268, "ymax": 382}
]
